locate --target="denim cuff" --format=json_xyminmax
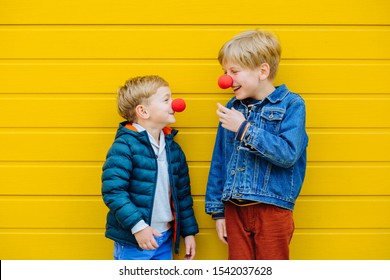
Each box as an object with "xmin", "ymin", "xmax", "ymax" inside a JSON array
[
  {"xmin": 235, "ymin": 121, "xmax": 250, "ymax": 142},
  {"xmin": 212, "ymin": 213, "xmax": 225, "ymax": 220}
]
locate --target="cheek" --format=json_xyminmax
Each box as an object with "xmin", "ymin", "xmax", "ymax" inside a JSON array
[
  {"xmin": 232, "ymin": 75, "xmax": 242, "ymax": 85},
  {"xmin": 245, "ymin": 75, "xmax": 259, "ymax": 87}
]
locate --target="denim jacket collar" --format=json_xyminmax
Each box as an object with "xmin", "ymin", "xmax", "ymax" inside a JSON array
[{"xmin": 266, "ymin": 84, "xmax": 289, "ymax": 103}]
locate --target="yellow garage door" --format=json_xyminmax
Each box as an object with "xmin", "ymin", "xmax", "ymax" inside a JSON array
[{"xmin": 0, "ymin": 0, "xmax": 389, "ymax": 259}]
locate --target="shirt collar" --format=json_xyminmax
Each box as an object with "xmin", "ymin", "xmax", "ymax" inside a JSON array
[{"xmin": 132, "ymin": 123, "xmax": 166, "ymax": 156}]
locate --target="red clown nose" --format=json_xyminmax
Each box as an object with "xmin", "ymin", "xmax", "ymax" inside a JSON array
[
  {"xmin": 217, "ymin": 74, "xmax": 233, "ymax": 89},
  {"xmin": 172, "ymin": 98, "xmax": 186, "ymax": 112}
]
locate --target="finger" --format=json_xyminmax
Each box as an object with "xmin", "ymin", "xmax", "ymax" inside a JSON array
[
  {"xmin": 185, "ymin": 248, "xmax": 195, "ymax": 260},
  {"xmin": 216, "ymin": 220, "xmax": 228, "ymax": 245},
  {"xmin": 144, "ymin": 240, "xmax": 158, "ymax": 250},
  {"xmin": 184, "ymin": 252, "xmax": 194, "ymax": 260},
  {"xmin": 150, "ymin": 238, "xmax": 159, "ymax": 249},
  {"xmin": 152, "ymin": 229, "xmax": 162, "ymax": 237},
  {"xmin": 223, "ymin": 225, "xmax": 227, "ymax": 241},
  {"xmin": 216, "ymin": 109, "xmax": 226, "ymax": 118},
  {"xmin": 217, "ymin": 103, "xmax": 229, "ymax": 113},
  {"xmin": 218, "ymin": 232, "xmax": 228, "ymax": 245},
  {"xmin": 186, "ymin": 245, "xmax": 194, "ymax": 256},
  {"xmin": 223, "ymin": 229, "xmax": 228, "ymax": 244}
]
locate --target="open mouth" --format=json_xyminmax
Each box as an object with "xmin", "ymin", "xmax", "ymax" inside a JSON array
[{"xmin": 232, "ymin": 85, "xmax": 241, "ymax": 92}]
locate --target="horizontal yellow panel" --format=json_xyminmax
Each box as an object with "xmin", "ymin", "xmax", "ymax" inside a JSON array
[
  {"xmin": 0, "ymin": 61, "xmax": 389, "ymax": 94},
  {"xmin": 0, "ymin": 229, "xmax": 389, "ymax": 260},
  {"xmin": 306, "ymin": 131, "xmax": 390, "ymax": 162},
  {"xmin": 2, "ymin": 163, "xmax": 390, "ymax": 196},
  {"xmin": 1, "ymin": 0, "xmax": 388, "ymax": 24},
  {"xmin": 1, "ymin": 27, "xmax": 389, "ymax": 60},
  {"xmin": 0, "ymin": 129, "xmax": 389, "ymax": 162},
  {"xmin": 1, "ymin": 197, "xmax": 389, "ymax": 229},
  {"xmin": 303, "ymin": 164, "xmax": 390, "ymax": 196},
  {"xmin": 0, "ymin": 229, "xmax": 113, "ymax": 260},
  {"xmin": 0, "ymin": 130, "xmax": 116, "ymax": 162},
  {"xmin": 0, "ymin": 95, "xmax": 122, "ymax": 128},
  {"xmin": 290, "ymin": 229, "xmax": 390, "ymax": 260},
  {"xmin": 294, "ymin": 197, "xmax": 390, "ymax": 229},
  {"xmin": 1, "ymin": 94, "xmax": 390, "ymax": 128},
  {"xmin": 278, "ymin": 62, "xmax": 390, "ymax": 95},
  {"xmin": 305, "ymin": 96, "xmax": 390, "ymax": 128},
  {"xmin": 0, "ymin": 163, "xmax": 103, "ymax": 196},
  {"xmin": 0, "ymin": 197, "xmax": 107, "ymax": 229}
]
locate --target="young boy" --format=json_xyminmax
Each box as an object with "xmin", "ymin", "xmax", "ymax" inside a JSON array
[
  {"xmin": 205, "ymin": 30, "xmax": 308, "ymax": 260},
  {"xmin": 102, "ymin": 75, "xmax": 198, "ymax": 260}
]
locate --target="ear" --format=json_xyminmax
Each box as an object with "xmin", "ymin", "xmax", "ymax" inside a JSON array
[
  {"xmin": 258, "ymin": 63, "xmax": 271, "ymax": 81},
  {"xmin": 135, "ymin": 104, "xmax": 150, "ymax": 120}
]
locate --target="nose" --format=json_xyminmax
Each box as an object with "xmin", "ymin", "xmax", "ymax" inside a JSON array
[
  {"xmin": 172, "ymin": 98, "xmax": 186, "ymax": 112},
  {"xmin": 217, "ymin": 74, "xmax": 233, "ymax": 89}
]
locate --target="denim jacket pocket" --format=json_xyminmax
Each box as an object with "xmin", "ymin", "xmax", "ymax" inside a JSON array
[{"xmin": 260, "ymin": 108, "xmax": 285, "ymax": 134}]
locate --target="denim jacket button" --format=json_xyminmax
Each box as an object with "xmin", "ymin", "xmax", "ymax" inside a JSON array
[{"xmin": 231, "ymin": 170, "xmax": 235, "ymax": 175}]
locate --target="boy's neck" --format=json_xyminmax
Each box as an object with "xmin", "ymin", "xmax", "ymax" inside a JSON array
[
  {"xmin": 254, "ymin": 81, "xmax": 276, "ymax": 100},
  {"xmin": 134, "ymin": 120, "xmax": 162, "ymax": 144}
]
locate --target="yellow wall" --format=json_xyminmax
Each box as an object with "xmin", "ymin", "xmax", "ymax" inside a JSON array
[{"xmin": 0, "ymin": 0, "xmax": 389, "ymax": 260}]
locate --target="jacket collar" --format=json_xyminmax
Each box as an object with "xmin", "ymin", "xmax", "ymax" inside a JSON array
[
  {"xmin": 266, "ymin": 84, "xmax": 289, "ymax": 103},
  {"xmin": 124, "ymin": 123, "xmax": 173, "ymax": 135}
]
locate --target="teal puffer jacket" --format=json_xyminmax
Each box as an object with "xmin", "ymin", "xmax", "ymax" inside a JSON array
[{"xmin": 102, "ymin": 122, "xmax": 199, "ymax": 253}]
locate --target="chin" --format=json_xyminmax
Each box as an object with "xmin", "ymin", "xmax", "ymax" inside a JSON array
[
  {"xmin": 234, "ymin": 91, "xmax": 250, "ymax": 100},
  {"xmin": 234, "ymin": 94, "xmax": 246, "ymax": 100}
]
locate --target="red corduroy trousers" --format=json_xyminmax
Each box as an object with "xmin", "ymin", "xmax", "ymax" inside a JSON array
[{"xmin": 224, "ymin": 201, "xmax": 294, "ymax": 260}]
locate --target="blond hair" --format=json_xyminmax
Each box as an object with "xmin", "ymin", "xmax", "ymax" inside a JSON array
[
  {"xmin": 117, "ymin": 75, "xmax": 169, "ymax": 122},
  {"xmin": 218, "ymin": 30, "xmax": 281, "ymax": 80}
]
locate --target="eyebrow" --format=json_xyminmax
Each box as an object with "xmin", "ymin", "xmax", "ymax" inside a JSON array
[
  {"xmin": 225, "ymin": 66, "xmax": 240, "ymax": 72},
  {"xmin": 160, "ymin": 93, "xmax": 171, "ymax": 99}
]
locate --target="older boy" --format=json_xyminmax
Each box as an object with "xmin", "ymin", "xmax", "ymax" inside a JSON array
[{"xmin": 205, "ymin": 30, "xmax": 308, "ymax": 259}]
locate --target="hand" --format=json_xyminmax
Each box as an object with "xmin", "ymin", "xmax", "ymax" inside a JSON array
[
  {"xmin": 183, "ymin": 235, "xmax": 196, "ymax": 260},
  {"xmin": 216, "ymin": 103, "xmax": 246, "ymax": 133},
  {"xmin": 215, "ymin": 219, "xmax": 228, "ymax": 245},
  {"xmin": 134, "ymin": 226, "xmax": 161, "ymax": 250}
]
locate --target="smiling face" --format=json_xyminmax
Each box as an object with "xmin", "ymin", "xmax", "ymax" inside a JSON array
[
  {"xmin": 217, "ymin": 30, "xmax": 281, "ymax": 100},
  {"xmin": 142, "ymin": 86, "xmax": 176, "ymax": 128},
  {"xmin": 223, "ymin": 62, "xmax": 263, "ymax": 100}
]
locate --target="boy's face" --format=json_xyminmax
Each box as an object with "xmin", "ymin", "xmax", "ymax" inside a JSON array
[
  {"xmin": 144, "ymin": 86, "xmax": 176, "ymax": 127},
  {"xmin": 223, "ymin": 62, "xmax": 263, "ymax": 100}
]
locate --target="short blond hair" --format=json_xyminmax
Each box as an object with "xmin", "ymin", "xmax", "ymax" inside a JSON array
[
  {"xmin": 218, "ymin": 29, "xmax": 281, "ymax": 80},
  {"xmin": 117, "ymin": 75, "xmax": 169, "ymax": 122}
]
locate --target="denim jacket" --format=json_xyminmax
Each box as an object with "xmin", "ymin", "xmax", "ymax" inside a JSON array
[{"xmin": 205, "ymin": 84, "xmax": 308, "ymax": 215}]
